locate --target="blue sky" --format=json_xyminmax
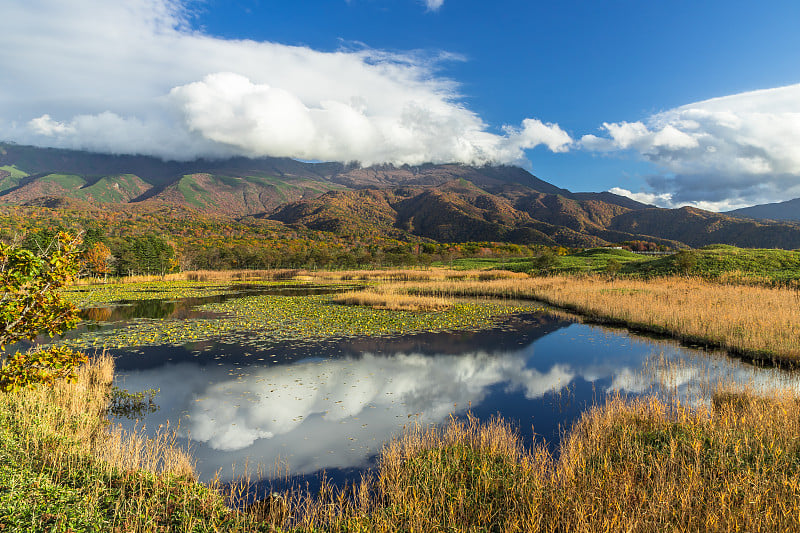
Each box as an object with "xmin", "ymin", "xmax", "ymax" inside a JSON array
[{"xmin": 1, "ymin": 0, "xmax": 799, "ymax": 210}]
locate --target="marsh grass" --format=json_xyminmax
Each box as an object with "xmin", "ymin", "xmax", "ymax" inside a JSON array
[
  {"xmin": 73, "ymin": 267, "xmax": 529, "ymax": 287},
  {"xmin": 247, "ymin": 390, "xmax": 800, "ymax": 532},
  {"xmin": 5, "ymin": 354, "xmax": 800, "ymax": 531},
  {"xmin": 0, "ymin": 354, "xmax": 263, "ymax": 531},
  {"xmin": 404, "ymin": 275, "xmax": 800, "ymax": 365},
  {"xmin": 72, "ymin": 269, "xmax": 303, "ymax": 285},
  {"xmin": 332, "ymin": 286, "xmax": 453, "ymax": 311}
]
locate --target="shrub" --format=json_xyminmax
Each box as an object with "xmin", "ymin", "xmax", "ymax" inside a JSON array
[{"xmin": 0, "ymin": 232, "xmax": 83, "ymax": 391}]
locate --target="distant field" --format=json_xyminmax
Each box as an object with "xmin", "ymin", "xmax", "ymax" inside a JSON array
[
  {"xmin": 628, "ymin": 244, "xmax": 800, "ymax": 283},
  {"xmin": 441, "ymin": 246, "xmax": 800, "ymax": 284}
]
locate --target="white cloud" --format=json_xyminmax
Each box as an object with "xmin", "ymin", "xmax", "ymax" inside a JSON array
[
  {"xmin": 28, "ymin": 115, "xmax": 75, "ymax": 136},
  {"xmin": 424, "ymin": 0, "xmax": 445, "ymax": 11},
  {"xmin": 117, "ymin": 349, "xmax": 577, "ymax": 479},
  {"xmin": 112, "ymin": 324, "xmax": 800, "ymax": 482},
  {"xmin": 585, "ymin": 84, "xmax": 800, "ymax": 209},
  {"xmin": 0, "ymin": 0, "xmax": 568, "ymax": 166},
  {"xmin": 607, "ymin": 187, "xmax": 670, "ymax": 207},
  {"xmin": 504, "ymin": 118, "xmax": 572, "ymax": 153},
  {"xmin": 608, "ymin": 187, "xmax": 751, "ymax": 212}
]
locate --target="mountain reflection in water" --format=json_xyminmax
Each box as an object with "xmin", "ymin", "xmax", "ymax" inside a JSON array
[{"xmin": 111, "ymin": 312, "xmax": 800, "ymax": 485}]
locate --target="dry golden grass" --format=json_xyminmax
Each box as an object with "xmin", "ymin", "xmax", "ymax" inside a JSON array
[
  {"xmin": 333, "ymin": 287, "xmax": 452, "ymax": 311},
  {"xmin": 0, "ymin": 354, "xmax": 252, "ymax": 530},
  {"xmin": 72, "ymin": 268, "xmax": 304, "ymax": 284},
  {"xmin": 8, "ymin": 352, "xmax": 800, "ymax": 531},
  {"xmin": 404, "ymin": 275, "xmax": 800, "ymax": 364},
  {"xmin": 549, "ymin": 390, "xmax": 800, "ymax": 532},
  {"xmin": 2, "ymin": 352, "xmax": 196, "ymax": 481},
  {"xmin": 254, "ymin": 389, "xmax": 800, "ymax": 532},
  {"xmin": 74, "ymin": 267, "xmax": 530, "ymax": 286}
]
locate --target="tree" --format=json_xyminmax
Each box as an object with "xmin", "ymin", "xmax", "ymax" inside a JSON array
[
  {"xmin": 674, "ymin": 250, "xmax": 697, "ymax": 274},
  {"xmin": 606, "ymin": 258, "xmax": 622, "ymax": 276},
  {"xmin": 115, "ymin": 234, "xmax": 177, "ymax": 276},
  {"xmin": 83, "ymin": 241, "xmax": 114, "ymax": 278},
  {"xmin": 532, "ymin": 249, "xmax": 558, "ymax": 272},
  {"xmin": 0, "ymin": 232, "xmax": 86, "ymax": 391}
]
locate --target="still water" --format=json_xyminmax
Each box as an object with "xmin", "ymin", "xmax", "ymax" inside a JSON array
[{"xmin": 78, "ymin": 287, "xmax": 800, "ymax": 491}]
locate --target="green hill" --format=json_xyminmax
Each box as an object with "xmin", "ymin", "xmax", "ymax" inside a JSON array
[{"xmin": 627, "ymin": 245, "xmax": 800, "ymax": 282}]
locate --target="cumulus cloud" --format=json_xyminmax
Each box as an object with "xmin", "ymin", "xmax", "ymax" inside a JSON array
[
  {"xmin": 117, "ymin": 349, "xmax": 578, "ymax": 479},
  {"xmin": 0, "ymin": 0, "xmax": 568, "ymax": 166},
  {"xmin": 586, "ymin": 84, "xmax": 800, "ymax": 209}
]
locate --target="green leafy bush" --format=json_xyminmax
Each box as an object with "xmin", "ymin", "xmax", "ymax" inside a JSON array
[
  {"xmin": 0, "ymin": 345, "xmax": 87, "ymax": 392},
  {"xmin": 0, "ymin": 232, "xmax": 83, "ymax": 391}
]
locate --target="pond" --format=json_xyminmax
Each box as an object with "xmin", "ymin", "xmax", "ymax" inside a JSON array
[{"xmin": 58, "ymin": 283, "xmax": 800, "ymax": 494}]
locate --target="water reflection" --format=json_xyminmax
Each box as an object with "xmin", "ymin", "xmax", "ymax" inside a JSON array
[
  {"xmin": 79, "ymin": 284, "xmax": 349, "ymax": 324},
  {"xmin": 112, "ymin": 313, "xmax": 800, "ymax": 486}
]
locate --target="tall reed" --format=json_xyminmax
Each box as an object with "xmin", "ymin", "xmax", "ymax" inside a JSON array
[
  {"xmin": 260, "ymin": 389, "xmax": 800, "ymax": 532},
  {"xmin": 405, "ymin": 275, "xmax": 800, "ymax": 364},
  {"xmin": 6, "ymin": 355, "xmax": 800, "ymax": 531},
  {"xmin": 0, "ymin": 354, "xmax": 255, "ymax": 531}
]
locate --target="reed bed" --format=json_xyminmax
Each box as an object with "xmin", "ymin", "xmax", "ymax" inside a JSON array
[
  {"xmin": 254, "ymin": 390, "xmax": 800, "ymax": 532},
  {"xmin": 73, "ymin": 267, "xmax": 530, "ymax": 286},
  {"xmin": 404, "ymin": 275, "xmax": 800, "ymax": 365},
  {"xmin": 332, "ymin": 286, "xmax": 453, "ymax": 311},
  {"xmin": 0, "ymin": 355, "xmax": 257, "ymax": 531},
  {"xmin": 6, "ymin": 356, "xmax": 800, "ymax": 531}
]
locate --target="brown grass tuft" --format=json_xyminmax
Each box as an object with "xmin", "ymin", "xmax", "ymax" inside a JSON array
[{"xmin": 333, "ymin": 287, "xmax": 452, "ymax": 311}]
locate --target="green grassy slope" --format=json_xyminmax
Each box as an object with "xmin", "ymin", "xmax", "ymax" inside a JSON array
[
  {"xmin": 627, "ymin": 245, "xmax": 800, "ymax": 281},
  {"xmin": 72, "ymin": 174, "xmax": 152, "ymax": 203}
]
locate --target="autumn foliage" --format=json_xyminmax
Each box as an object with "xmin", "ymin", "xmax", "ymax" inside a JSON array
[{"xmin": 0, "ymin": 232, "xmax": 84, "ymax": 391}]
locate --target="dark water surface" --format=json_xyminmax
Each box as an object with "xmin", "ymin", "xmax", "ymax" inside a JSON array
[{"xmin": 86, "ymin": 287, "xmax": 800, "ymax": 494}]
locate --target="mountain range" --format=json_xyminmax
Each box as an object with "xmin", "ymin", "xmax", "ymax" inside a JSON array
[
  {"xmin": 2, "ymin": 142, "xmax": 800, "ymax": 249},
  {"xmin": 725, "ymin": 199, "xmax": 800, "ymax": 223}
]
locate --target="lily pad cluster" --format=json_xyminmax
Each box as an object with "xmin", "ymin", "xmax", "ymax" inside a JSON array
[
  {"xmin": 62, "ymin": 280, "xmax": 297, "ymax": 307},
  {"xmin": 63, "ymin": 281, "xmax": 230, "ymax": 307},
  {"xmin": 61, "ymin": 290, "xmax": 540, "ymax": 351}
]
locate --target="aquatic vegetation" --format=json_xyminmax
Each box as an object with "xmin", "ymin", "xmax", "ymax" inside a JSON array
[
  {"xmin": 62, "ymin": 280, "xmax": 235, "ymax": 307},
  {"xmin": 109, "ymin": 385, "xmax": 160, "ymax": 418},
  {"xmin": 62, "ymin": 291, "xmax": 539, "ymax": 351},
  {"xmin": 62, "ymin": 279, "xmax": 317, "ymax": 308}
]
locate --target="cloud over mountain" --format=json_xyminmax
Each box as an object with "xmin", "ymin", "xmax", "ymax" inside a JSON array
[
  {"xmin": 584, "ymin": 84, "xmax": 800, "ymax": 209},
  {"xmin": 0, "ymin": 0, "xmax": 569, "ymax": 166}
]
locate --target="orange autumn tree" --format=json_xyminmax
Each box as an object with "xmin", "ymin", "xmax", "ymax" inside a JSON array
[{"xmin": 83, "ymin": 241, "xmax": 114, "ymax": 279}]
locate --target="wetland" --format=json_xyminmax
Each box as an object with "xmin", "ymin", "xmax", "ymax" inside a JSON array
[{"xmin": 54, "ymin": 278, "xmax": 800, "ymax": 491}]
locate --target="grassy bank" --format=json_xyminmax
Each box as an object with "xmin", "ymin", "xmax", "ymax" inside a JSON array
[
  {"xmin": 402, "ymin": 275, "xmax": 800, "ymax": 365},
  {"xmin": 628, "ymin": 245, "xmax": 800, "ymax": 284},
  {"xmin": 0, "ymin": 355, "xmax": 266, "ymax": 531},
  {"xmin": 436, "ymin": 246, "xmax": 800, "ymax": 286}
]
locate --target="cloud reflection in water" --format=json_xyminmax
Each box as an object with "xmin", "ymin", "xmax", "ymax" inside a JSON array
[{"xmin": 114, "ymin": 323, "xmax": 800, "ymax": 482}]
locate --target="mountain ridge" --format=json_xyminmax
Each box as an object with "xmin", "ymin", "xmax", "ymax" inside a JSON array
[
  {"xmin": 3, "ymin": 142, "xmax": 800, "ymax": 249},
  {"xmin": 726, "ymin": 198, "xmax": 800, "ymax": 222}
]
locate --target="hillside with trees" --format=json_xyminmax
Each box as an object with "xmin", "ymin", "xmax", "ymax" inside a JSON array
[{"xmin": 3, "ymin": 142, "xmax": 800, "ymax": 266}]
